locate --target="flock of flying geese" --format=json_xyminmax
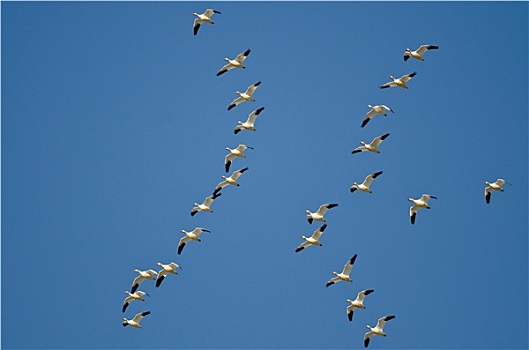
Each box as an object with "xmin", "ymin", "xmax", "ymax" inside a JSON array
[{"xmin": 121, "ymin": 8, "xmax": 512, "ymax": 347}]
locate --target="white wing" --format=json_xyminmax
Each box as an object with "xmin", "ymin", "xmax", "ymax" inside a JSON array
[
  {"xmin": 371, "ymin": 133, "xmax": 389, "ymax": 147},
  {"xmin": 494, "ymin": 179, "xmax": 506, "ymax": 186},
  {"xmin": 235, "ymin": 144, "xmax": 248, "ymax": 152},
  {"xmin": 419, "ymin": 194, "xmax": 432, "ymax": 203},
  {"xmin": 230, "ymin": 167, "xmax": 248, "ymax": 180},
  {"xmin": 235, "ymin": 49, "xmax": 250, "ymax": 63},
  {"xmin": 311, "ymin": 224, "xmax": 327, "ymax": 240},
  {"xmin": 245, "ymin": 81, "xmax": 261, "ymax": 95},
  {"xmin": 132, "ymin": 311, "xmax": 150, "ymax": 323},
  {"xmin": 342, "ymin": 255, "xmax": 357, "ymax": 275}
]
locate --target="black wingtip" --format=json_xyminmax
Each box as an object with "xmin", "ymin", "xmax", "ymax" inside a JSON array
[
  {"xmin": 403, "ymin": 55, "xmax": 409, "ymax": 61},
  {"xmin": 307, "ymin": 218, "xmax": 313, "ymax": 225},
  {"xmin": 320, "ymin": 224, "xmax": 328, "ymax": 231},
  {"xmin": 227, "ymin": 104, "xmax": 235, "ymax": 111},
  {"xmin": 122, "ymin": 304, "xmax": 128, "ymax": 313},
  {"xmin": 348, "ymin": 311, "xmax": 353, "ymax": 322},
  {"xmin": 255, "ymin": 106, "xmax": 265, "ymax": 114},
  {"xmin": 234, "ymin": 128, "xmax": 240, "ymax": 134},
  {"xmin": 381, "ymin": 133, "xmax": 390, "ymax": 140},
  {"xmin": 217, "ymin": 70, "xmax": 226, "ymax": 77},
  {"xmin": 244, "ymin": 49, "xmax": 251, "ymax": 56},
  {"xmin": 328, "ymin": 203, "xmax": 338, "ymax": 209},
  {"xmin": 254, "ymin": 81, "xmax": 261, "ymax": 86},
  {"xmin": 385, "ymin": 315, "xmax": 396, "ymax": 321},
  {"xmin": 178, "ymin": 244, "xmax": 185, "ymax": 255},
  {"xmin": 225, "ymin": 161, "xmax": 231, "ymax": 173},
  {"xmin": 325, "ymin": 282, "xmax": 333, "ymax": 287},
  {"xmin": 295, "ymin": 247, "xmax": 303, "ymax": 253},
  {"xmin": 410, "ymin": 71, "xmax": 417, "ymax": 77},
  {"xmin": 373, "ymin": 171, "xmax": 383, "ymax": 178},
  {"xmin": 380, "ymin": 85, "xmax": 389, "ymax": 89},
  {"xmin": 361, "ymin": 119, "xmax": 369, "ymax": 128},
  {"xmin": 350, "ymin": 254, "xmax": 358, "ymax": 264},
  {"xmin": 411, "ymin": 213, "xmax": 416, "ymax": 225}
]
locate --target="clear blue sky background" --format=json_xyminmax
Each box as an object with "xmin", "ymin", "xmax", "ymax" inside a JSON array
[{"xmin": 2, "ymin": 1, "xmax": 528, "ymax": 349}]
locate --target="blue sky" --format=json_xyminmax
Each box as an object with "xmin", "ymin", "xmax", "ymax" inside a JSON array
[{"xmin": 1, "ymin": 1, "xmax": 528, "ymax": 349}]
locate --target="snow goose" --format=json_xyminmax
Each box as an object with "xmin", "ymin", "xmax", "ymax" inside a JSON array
[
  {"xmin": 193, "ymin": 9, "xmax": 221, "ymax": 36},
  {"xmin": 295, "ymin": 224, "xmax": 327, "ymax": 252},
  {"xmin": 234, "ymin": 107, "xmax": 265, "ymax": 134},
  {"xmin": 350, "ymin": 171, "xmax": 383, "ymax": 194},
  {"xmin": 361, "ymin": 105, "xmax": 394, "ymax": 128},
  {"xmin": 225, "ymin": 144, "xmax": 253, "ymax": 172},
  {"xmin": 191, "ymin": 192, "xmax": 222, "ymax": 216},
  {"xmin": 122, "ymin": 291, "xmax": 149, "ymax": 313},
  {"xmin": 305, "ymin": 203, "xmax": 338, "ymax": 224},
  {"xmin": 131, "ymin": 269, "xmax": 157, "ymax": 293},
  {"xmin": 217, "ymin": 49, "xmax": 251, "ymax": 76},
  {"xmin": 326, "ymin": 254, "xmax": 357, "ymax": 287},
  {"xmin": 123, "ymin": 311, "xmax": 151, "ymax": 328},
  {"xmin": 485, "ymin": 178, "xmax": 511, "ymax": 204},
  {"xmin": 352, "ymin": 133, "xmax": 390, "ymax": 154},
  {"xmin": 380, "ymin": 72, "xmax": 417, "ymax": 89},
  {"xmin": 408, "ymin": 194, "xmax": 437, "ymax": 224},
  {"xmin": 213, "ymin": 167, "xmax": 249, "ymax": 195},
  {"xmin": 364, "ymin": 315, "xmax": 396, "ymax": 348},
  {"xmin": 227, "ymin": 81, "xmax": 261, "ymax": 110},
  {"xmin": 178, "ymin": 227, "xmax": 211, "ymax": 255},
  {"xmin": 346, "ymin": 289, "xmax": 374, "ymax": 321},
  {"xmin": 404, "ymin": 45, "xmax": 439, "ymax": 61},
  {"xmin": 155, "ymin": 262, "xmax": 182, "ymax": 287}
]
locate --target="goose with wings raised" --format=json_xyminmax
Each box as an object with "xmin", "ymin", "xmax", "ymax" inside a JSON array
[
  {"xmin": 408, "ymin": 194, "xmax": 437, "ymax": 224},
  {"xmin": 155, "ymin": 262, "xmax": 181, "ymax": 288},
  {"xmin": 295, "ymin": 224, "xmax": 327, "ymax": 252},
  {"xmin": 380, "ymin": 72, "xmax": 417, "ymax": 89},
  {"xmin": 234, "ymin": 107, "xmax": 265, "ymax": 134},
  {"xmin": 122, "ymin": 291, "xmax": 149, "ymax": 313},
  {"xmin": 213, "ymin": 167, "xmax": 249, "ymax": 195},
  {"xmin": 305, "ymin": 203, "xmax": 338, "ymax": 224},
  {"xmin": 404, "ymin": 45, "xmax": 439, "ymax": 61},
  {"xmin": 217, "ymin": 49, "xmax": 251, "ymax": 76},
  {"xmin": 227, "ymin": 81, "xmax": 261, "ymax": 110},
  {"xmin": 224, "ymin": 144, "xmax": 253, "ymax": 172},
  {"xmin": 193, "ymin": 9, "xmax": 220, "ymax": 36},
  {"xmin": 326, "ymin": 254, "xmax": 357, "ymax": 287},
  {"xmin": 130, "ymin": 269, "xmax": 157, "ymax": 293},
  {"xmin": 484, "ymin": 178, "xmax": 510, "ymax": 204},
  {"xmin": 361, "ymin": 105, "xmax": 394, "ymax": 128},
  {"xmin": 191, "ymin": 192, "xmax": 222, "ymax": 216},
  {"xmin": 178, "ymin": 227, "xmax": 211, "ymax": 255},
  {"xmin": 123, "ymin": 311, "xmax": 151, "ymax": 328},
  {"xmin": 352, "ymin": 133, "xmax": 390, "ymax": 154},
  {"xmin": 346, "ymin": 289, "xmax": 374, "ymax": 321},
  {"xmin": 364, "ymin": 315, "xmax": 396, "ymax": 348},
  {"xmin": 350, "ymin": 171, "xmax": 383, "ymax": 194}
]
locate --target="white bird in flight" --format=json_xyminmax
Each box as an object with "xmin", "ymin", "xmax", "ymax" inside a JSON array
[
  {"xmin": 346, "ymin": 289, "xmax": 374, "ymax": 321},
  {"xmin": 155, "ymin": 262, "xmax": 182, "ymax": 288},
  {"xmin": 350, "ymin": 171, "xmax": 383, "ymax": 194},
  {"xmin": 364, "ymin": 315, "xmax": 396, "ymax": 348},
  {"xmin": 361, "ymin": 105, "xmax": 394, "ymax": 128},
  {"xmin": 213, "ymin": 167, "xmax": 249, "ymax": 195},
  {"xmin": 326, "ymin": 254, "xmax": 357, "ymax": 287},
  {"xmin": 122, "ymin": 291, "xmax": 149, "ymax": 313},
  {"xmin": 193, "ymin": 9, "xmax": 221, "ymax": 36},
  {"xmin": 123, "ymin": 311, "xmax": 151, "ymax": 329},
  {"xmin": 227, "ymin": 81, "xmax": 261, "ymax": 110},
  {"xmin": 295, "ymin": 224, "xmax": 327, "ymax": 253},
  {"xmin": 484, "ymin": 178, "xmax": 511, "ymax": 204},
  {"xmin": 234, "ymin": 107, "xmax": 265, "ymax": 134},
  {"xmin": 191, "ymin": 192, "xmax": 222, "ymax": 216},
  {"xmin": 178, "ymin": 227, "xmax": 211, "ymax": 255},
  {"xmin": 380, "ymin": 72, "xmax": 417, "ymax": 89},
  {"xmin": 130, "ymin": 269, "xmax": 157, "ymax": 293},
  {"xmin": 408, "ymin": 194, "xmax": 437, "ymax": 224},
  {"xmin": 225, "ymin": 144, "xmax": 253, "ymax": 173},
  {"xmin": 217, "ymin": 49, "xmax": 251, "ymax": 76},
  {"xmin": 305, "ymin": 203, "xmax": 338, "ymax": 224},
  {"xmin": 352, "ymin": 133, "xmax": 390, "ymax": 154},
  {"xmin": 404, "ymin": 45, "xmax": 439, "ymax": 61}
]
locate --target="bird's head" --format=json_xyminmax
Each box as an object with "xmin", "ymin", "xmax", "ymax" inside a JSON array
[
  {"xmin": 301, "ymin": 235, "xmax": 307, "ymax": 240},
  {"xmin": 332, "ymin": 271, "xmax": 339, "ymax": 276},
  {"xmin": 181, "ymin": 229, "xmax": 187, "ymax": 234},
  {"xmin": 193, "ymin": 12, "xmax": 199, "ymax": 17}
]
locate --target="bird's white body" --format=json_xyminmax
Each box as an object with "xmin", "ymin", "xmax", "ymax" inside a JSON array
[
  {"xmin": 364, "ymin": 315, "xmax": 395, "ymax": 347},
  {"xmin": 404, "ymin": 45, "xmax": 439, "ymax": 61},
  {"xmin": 156, "ymin": 262, "xmax": 181, "ymax": 287},
  {"xmin": 361, "ymin": 105, "xmax": 394, "ymax": 128},
  {"xmin": 408, "ymin": 194, "xmax": 437, "ymax": 224},
  {"xmin": 484, "ymin": 178, "xmax": 509, "ymax": 204},
  {"xmin": 217, "ymin": 49, "xmax": 251, "ymax": 76},
  {"xmin": 380, "ymin": 72, "xmax": 417, "ymax": 89},
  {"xmin": 234, "ymin": 107, "xmax": 265, "ymax": 134},
  {"xmin": 305, "ymin": 203, "xmax": 338, "ymax": 224},
  {"xmin": 295, "ymin": 224, "xmax": 327, "ymax": 252},
  {"xmin": 228, "ymin": 81, "xmax": 261, "ymax": 110},
  {"xmin": 214, "ymin": 167, "xmax": 249, "ymax": 194},
  {"xmin": 326, "ymin": 254, "xmax": 357, "ymax": 287},
  {"xmin": 351, "ymin": 171, "xmax": 383, "ymax": 193},
  {"xmin": 224, "ymin": 144, "xmax": 253, "ymax": 172},
  {"xmin": 346, "ymin": 289, "xmax": 374, "ymax": 321},
  {"xmin": 131, "ymin": 269, "xmax": 157, "ymax": 293},
  {"xmin": 352, "ymin": 133, "xmax": 390, "ymax": 154},
  {"xmin": 123, "ymin": 311, "xmax": 151, "ymax": 328},
  {"xmin": 191, "ymin": 193, "xmax": 221, "ymax": 216},
  {"xmin": 178, "ymin": 227, "xmax": 211, "ymax": 255},
  {"xmin": 122, "ymin": 291, "xmax": 149, "ymax": 312},
  {"xmin": 193, "ymin": 9, "xmax": 220, "ymax": 35}
]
